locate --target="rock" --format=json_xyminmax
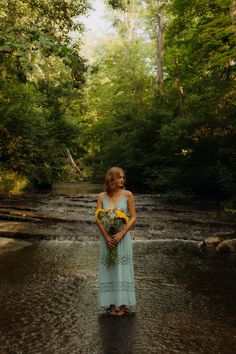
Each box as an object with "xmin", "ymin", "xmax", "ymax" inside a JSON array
[
  {"xmin": 216, "ymin": 239, "xmax": 236, "ymax": 253},
  {"xmin": 0, "ymin": 237, "xmax": 14, "ymax": 247},
  {"xmin": 203, "ymin": 236, "xmax": 222, "ymax": 247},
  {"xmin": 1, "ymin": 192, "xmax": 236, "ymax": 242},
  {"xmin": 0, "ymin": 237, "xmax": 31, "ymax": 254},
  {"xmin": 214, "ymin": 231, "xmax": 236, "ymax": 238}
]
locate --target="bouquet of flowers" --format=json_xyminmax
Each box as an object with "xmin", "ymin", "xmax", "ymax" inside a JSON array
[{"xmin": 96, "ymin": 208, "xmax": 129, "ymax": 267}]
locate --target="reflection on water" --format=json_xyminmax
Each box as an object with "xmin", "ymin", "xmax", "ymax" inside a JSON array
[
  {"xmin": 51, "ymin": 182, "xmax": 103, "ymax": 195},
  {"xmin": 0, "ymin": 240, "xmax": 236, "ymax": 354},
  {"xmin": 98, "ymin": 313, "xmax": 136, "ymax": 354}
]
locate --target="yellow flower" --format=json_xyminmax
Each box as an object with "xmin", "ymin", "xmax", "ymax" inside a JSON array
[
  {"xmin": 95, "ymin": 208, "xmax": 103, "ymax": 219},
  {"xmin": 95, "ymin": 208, "xmax": 129, "ymax": 224},
  {"xmin": 115, "ymin": 209, "xmax": 129, "ymax": 224},
  {"xmin": 95, "ymin": 208, "xmax": 110, "ymax": 220}
]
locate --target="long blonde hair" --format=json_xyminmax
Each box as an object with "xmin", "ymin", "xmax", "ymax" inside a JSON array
[{"xmin": 105, "ymin": 167, "xmax": 125, "ymax": 196}]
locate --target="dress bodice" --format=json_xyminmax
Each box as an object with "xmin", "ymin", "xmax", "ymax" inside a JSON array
[{"xmin": 102, "ymin": 191, "xmax": 128, "ymax": 214}]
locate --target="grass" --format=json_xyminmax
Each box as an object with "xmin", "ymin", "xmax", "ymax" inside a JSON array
[{"xmin": 0, "ymin": 171, "xmax": 28, "ymax": 195}]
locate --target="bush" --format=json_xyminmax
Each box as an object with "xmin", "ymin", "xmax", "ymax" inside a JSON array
[{"xmin": 0, "ymin": 171, "xmax": 28, "ymax": 194}]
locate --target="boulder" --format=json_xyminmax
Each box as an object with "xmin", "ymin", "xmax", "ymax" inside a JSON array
[
  {"xmin": 203, "ymin": 236, "xmax": 222, "ymax": 248},
  {"xmin": 216, "ymin": 239, "xmax": 236, "ymax": 253}
]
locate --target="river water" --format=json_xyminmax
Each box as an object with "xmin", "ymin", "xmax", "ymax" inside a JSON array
[{"xmin": 0, "ymin": 184, "xmax": 236, "ymax": 354}]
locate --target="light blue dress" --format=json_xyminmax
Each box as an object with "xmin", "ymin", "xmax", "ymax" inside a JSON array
[{"xmin": 98, "ymin": 191, "xmax": 136, "ymax": 310}]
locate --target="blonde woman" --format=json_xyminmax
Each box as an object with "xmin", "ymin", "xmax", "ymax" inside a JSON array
[{"xmin": 96, "ymin": 167, "xmax": 136, "ymax": 316}]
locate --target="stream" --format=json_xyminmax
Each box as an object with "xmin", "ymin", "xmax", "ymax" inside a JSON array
[{"xmin": 0, "ymin": 183, "xmax": 236, "ymax": 354}]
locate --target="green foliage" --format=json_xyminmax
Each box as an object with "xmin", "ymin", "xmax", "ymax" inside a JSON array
[
  {"xmin": 0, "ymin": 0, "xmax": 90, "ymax": 190},
  {"xmin": 1, "ymin": 0, "xmax": 236, "ymax": 200},
  {"xmin": 80, "ymin": 0, "xmax": 236, "ymax": 200},
  {"xmin": 0, "ymin": 170, "xmax": 28, "ymax": 195},
  {"xmin": 80, "ymin": 33, "xmax": 155, "ymax": 185},
  {"xmin": 106, "ymin": 0, "xmax": 126, "ymax": 10}
]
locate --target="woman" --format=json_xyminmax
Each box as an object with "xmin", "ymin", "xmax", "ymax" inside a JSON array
[{"xmin": 96, "ymin": 167, "xmax": 136, "ymax": 316}]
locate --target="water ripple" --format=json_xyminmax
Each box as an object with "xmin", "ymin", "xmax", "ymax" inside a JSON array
[{"xmin": 0, "ymin": 240, "xmax": 235, "ymax": 354}]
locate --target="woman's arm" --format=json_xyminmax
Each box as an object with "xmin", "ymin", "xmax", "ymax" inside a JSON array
[
  {"xmin": 96, "ymin": 193, "xmax": 115, "ymax": 248},
  {"xmin": 112, "ymin": 191, "xmax": 136, "ymax": 244}
]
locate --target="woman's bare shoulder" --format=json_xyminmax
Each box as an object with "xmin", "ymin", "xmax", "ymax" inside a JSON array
[
  {"xmin": 124, "ymin": 190, "xmax": 133, "ymax": 198},
  {"xmin": 97, "ymin": 192, "xmax": 105, "ymax": 200}
]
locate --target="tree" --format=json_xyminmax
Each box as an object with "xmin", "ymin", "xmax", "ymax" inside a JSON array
[
  {"xmin": 0, "ymin": 0, "xmax": 90, "ymax": 188},
  {"xmin": 81, "ymin": 0, "xmax": 236, "ymax": 200}
]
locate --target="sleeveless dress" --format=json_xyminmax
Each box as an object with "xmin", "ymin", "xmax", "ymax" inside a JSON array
[{"xmin": 98, "ymin": 191, "xmax": 136, "ymax": 310}]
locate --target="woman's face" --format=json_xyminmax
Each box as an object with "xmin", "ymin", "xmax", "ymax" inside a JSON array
[{"xmin": 115, "ymin": 172, "xmax": 125, "ymax": 189}]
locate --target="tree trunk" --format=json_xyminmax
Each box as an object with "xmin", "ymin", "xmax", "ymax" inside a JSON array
[
  {"xmin": 223, "ymin": 2, "xmax": 236, "ymax": 79},
  {"xmin": 156, "ymin": 10, "xmax": 164, "ymax": 89},
  {"xmin": 124, "ymin": 0, "xmax": 140, "ymax": 57},
  {"xmin": 66, "ymin": 149, "xmax": 82, "ymax": 176},
  {"xmin": 231, "ymin": 1, "xmax": 236, "ymax": 26},
  {"xmin": 174, "ymin": 58, "xmax": 184, "ymax": 116}
]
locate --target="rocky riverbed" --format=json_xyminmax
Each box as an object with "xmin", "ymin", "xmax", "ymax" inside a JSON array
[
  {"xmin": 0, "ymin": 192, "xmax": 236, "ymax": 354},
  {"xmin": 0, "ymin": 193, "xmax": 236, "ymax": 244}
]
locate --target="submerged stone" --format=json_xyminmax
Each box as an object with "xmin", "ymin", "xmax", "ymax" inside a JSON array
[
  {"xmin": 216, "ymin": 239, "xmax": 236, "ymax": 253},
  {"xmin": 203, "ymin": 236, "xmax": 222, "ymax": 248}
]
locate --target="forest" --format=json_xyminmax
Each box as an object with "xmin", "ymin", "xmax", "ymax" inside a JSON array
[{"xmin": 0, "ymin": 0, "xmax": 236, "ymax": 202}]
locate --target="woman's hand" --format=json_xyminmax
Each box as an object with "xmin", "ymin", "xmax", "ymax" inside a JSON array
[
  {"xmin": 112, "ymin": 231, "xmax": 124, "ymax": 245},
  {"xmin": 105, "ymin": 236, "xmax": 116, "ymax": 248}
]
